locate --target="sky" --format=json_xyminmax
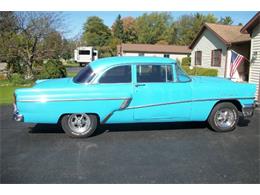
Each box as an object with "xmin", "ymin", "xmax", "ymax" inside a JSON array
[{"xmin": 63, "ymin": 11, "xmax": 257, "ymax": 39}]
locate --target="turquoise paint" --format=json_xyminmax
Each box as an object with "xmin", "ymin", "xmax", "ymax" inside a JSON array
[{"xmin": 15, "ymin": 56, "xmax": 257, "ymax": 125}]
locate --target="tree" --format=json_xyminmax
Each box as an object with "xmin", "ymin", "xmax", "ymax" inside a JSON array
[
  {"xmin": 121, "ymin": 16, "xmax": 137, "ymax": 43},
  {"xmin": 82, "ymin": 16, "xmax": 111, "ymax": 47},
  {"xmin": 134, "ymin": 12, "xmax": 173, "ymax": 44},
  {"xmin": 112, "ymin": 14, "xmax": 124, "ymax": 41},
  {"xmin": 4, "ymin": 12, "xmax": 64, "ymax": 79},
  {"xmin": 41, "ymin": 30, "xmax": 63, "ymax": 59},
  {"xmin": 219, "ymin": 16, "xmax": 233, "ymax": 25},
  {"xmin": 173, "ymin": 13, "xmax": 218, "ymax": 45},
  {"xmin": 61, "ymin": 39, "xmax": 76, "ymax": 60},
  {"xmin": 0, "ymin": 12, "xmax": 19, "ymax": 63}
]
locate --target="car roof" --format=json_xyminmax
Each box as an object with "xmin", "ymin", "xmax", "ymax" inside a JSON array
[{"xmin": 89, "ymin": 56, "xmax": 176, "ymax": 72}]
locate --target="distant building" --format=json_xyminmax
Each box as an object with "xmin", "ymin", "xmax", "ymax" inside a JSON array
[
  {"xmin": 241, "ymin": 12, "xmax": 260, "ymax": 101},
  {"xmin": 117, "ymin": 43, "xmax": 191, "ymax": 63},
  {"xmin": 189, "ymin": 23, "xmax": 251, "ymax": 82}
]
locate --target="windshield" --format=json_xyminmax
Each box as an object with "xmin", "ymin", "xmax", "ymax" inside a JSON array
[{"xmin": 73, "ymin": 66, "xmax": 95, "ymax": 83}]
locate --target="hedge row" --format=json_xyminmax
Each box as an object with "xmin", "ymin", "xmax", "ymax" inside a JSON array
[{"xmin": 182, "ymin": 66, "xmax": 218, "ymax": 76}]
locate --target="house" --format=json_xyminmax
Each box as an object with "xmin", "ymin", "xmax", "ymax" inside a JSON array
[
  {"xmin": 189, "ymin": 23, "xmax": 251, "ymax": 82},
  {"xmin": 241, "ymin": 12, "xmax": 260, "ymax": 102},
  {"xmin": 117, "ymin": 43, "xmax": 191, "ymax": 63}
]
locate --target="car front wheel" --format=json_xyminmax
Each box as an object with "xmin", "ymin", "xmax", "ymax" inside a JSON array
[
  {"xmin": 61, "ymin": 113, "xmax": 97, "ymax": 138},
  {"xmin": 208, "ymin": 102, "xmax": 239, "ymax": 132}
]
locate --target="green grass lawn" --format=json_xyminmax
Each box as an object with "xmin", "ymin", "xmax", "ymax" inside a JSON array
[
  {"xmin": 67, "ymin": 72, "xmax": 77, "ymax": 77},
  {"xmin": 0, "ymin": 73, "xmax": 76, "ymax": 105},
  {"xmin": 0, "ymin": 85, "xmax": 32, "ymax": 105}
]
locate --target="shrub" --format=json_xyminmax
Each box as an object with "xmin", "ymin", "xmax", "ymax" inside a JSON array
[
  {"xmin": 37, "ymin": 59, "xmax": 67, "ymax": 79},
  {"xmin": 182, "ymin": 66, "xmax": 218, "ymax": 76},
  {"xmin": 181, "ymin": 57, "xmax": 191, "ymax": 66},
  {"xmin": 9, "ymin": 73, "xmax": 33, "ymax": 85}
]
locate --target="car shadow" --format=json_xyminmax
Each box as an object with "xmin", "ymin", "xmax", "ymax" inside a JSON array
[
  {"xmin": 28, "ymin": 116, "xmax": 251, "ymax": 136},
  {"xmin": 29, "ymin": 121, "xmax": 208, "ymax": 136}
]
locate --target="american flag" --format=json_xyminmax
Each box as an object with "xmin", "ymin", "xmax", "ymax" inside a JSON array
[{"xmin": 230, "ymin": 50, "xmax": 246, "ymax": 79}]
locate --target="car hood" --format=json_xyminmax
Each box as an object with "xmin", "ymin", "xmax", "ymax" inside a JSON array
[{"xmin": 33, "ymin": 78, "xmax": 74, "ymax": 89}]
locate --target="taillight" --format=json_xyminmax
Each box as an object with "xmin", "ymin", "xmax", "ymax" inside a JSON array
[{"xmin": 13, "ymin": 93, "xmax": 16, "ymax": 103}]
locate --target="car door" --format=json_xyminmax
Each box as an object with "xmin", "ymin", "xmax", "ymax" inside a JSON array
[{"xmin": 130, "ymin": 64, "xmax": 192, "ymax": 122}]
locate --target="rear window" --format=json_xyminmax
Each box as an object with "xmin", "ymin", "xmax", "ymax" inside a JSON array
[
  {"xmin": 73, "ymin": 66, "xmax": 95, "ymax": 83},
  {"xmin": 79, "ymin": 50, "xmax": 90, "ymax": 55},
  {"xmin": 99, "ymin": 65, "xmax": 131, "ymax": 83}
]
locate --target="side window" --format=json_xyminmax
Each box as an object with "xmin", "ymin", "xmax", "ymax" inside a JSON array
[
  {"xmin": 175, "ymin": 65, "xmax": 191, "ymax": 82},
  {"xmin": 137, "ymin": 65, "xmax": 173, "ymax": 83},
  {"xmin": 99, "ymin": 65, "xmax": 131, "ymax": 83}
]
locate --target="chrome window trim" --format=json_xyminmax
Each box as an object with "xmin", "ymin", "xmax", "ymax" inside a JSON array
[
  {"xmin": 91, "ymin": 62, "xmax": 175, "ymax": 84},
  {"xmin": 174, "ymin": 63, "xmax": 192, "ymax": 83}
]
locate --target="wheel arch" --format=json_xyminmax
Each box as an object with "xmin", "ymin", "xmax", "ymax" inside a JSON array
[{"xmin": 207, "ymin": 99, "xmax": 242, "ymax": 119}]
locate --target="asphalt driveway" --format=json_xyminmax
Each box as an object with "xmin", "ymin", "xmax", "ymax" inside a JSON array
[{"xmin": 0, "ymin": 105, "xmax": 259, "ymax": 183}]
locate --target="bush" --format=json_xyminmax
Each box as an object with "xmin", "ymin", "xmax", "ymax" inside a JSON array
[
  {"xmin": 37, "ymin": 59, "xmax": 67, "ymax": 79},
  {"xmin": 9, "ymin": 73, "xmax": 34, "ymax": 85},
  {"xmin": 182, "ymin": 66, "xmax": 218, "ymax": 76},
  {"xmin": 181, "ymin": 57, "xmax": 191, "ymax": 66}
]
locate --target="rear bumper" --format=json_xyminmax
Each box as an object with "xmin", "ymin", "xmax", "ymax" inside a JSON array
[
  {"xmin": 242, "ymin": 103, "xmax": 256, "ymax": 118},
  {"xmin": 13, "ymin": 103, "xmax": 24, "ymax": 122}
]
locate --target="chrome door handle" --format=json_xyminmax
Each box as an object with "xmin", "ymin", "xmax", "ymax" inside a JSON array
[{"xmin": 135, "ymin": 83, "xmax": 146, "ymax": 87}]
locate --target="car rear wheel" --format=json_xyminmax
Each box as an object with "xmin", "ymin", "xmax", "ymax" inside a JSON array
[
  {"xmin": 208, "ymin": 102, "xmax": 239, "ymax": 132},
  {"xmin": 61, "ymin": 113, "xmax": 97, "ymax": 138}
]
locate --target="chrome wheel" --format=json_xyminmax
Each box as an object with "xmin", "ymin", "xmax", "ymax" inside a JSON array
[
  {"xmin": 214, "ymin": 108, "xmax": 236, "ymax": 129},
  {"xmin": 68, "ymin": 113, "xmax": 91, "ymax": 134}
]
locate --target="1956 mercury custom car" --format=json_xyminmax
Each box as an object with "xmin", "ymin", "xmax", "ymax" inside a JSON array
[{"xmin": 13, "ymin": 57, "xmax": 256, "ymax": 138}]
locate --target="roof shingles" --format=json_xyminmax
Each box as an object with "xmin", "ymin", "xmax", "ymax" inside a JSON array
[{"xmin": 190, "ymin": 23, "xmax": 250, "ymax": 48}]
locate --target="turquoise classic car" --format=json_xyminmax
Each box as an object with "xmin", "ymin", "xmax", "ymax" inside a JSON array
[{"xmin": 13, "ymin": 56, "xmax": 256, "ymax": 138}]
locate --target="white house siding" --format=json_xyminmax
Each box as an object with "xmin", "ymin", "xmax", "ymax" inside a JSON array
[
  {"xmin": 191, "ymin": 29, "xmax": 227, "ymax": 77},
  {"xmin": 122, "ymin": 52, "xmax": 188, "ymax": 62},
  {"xmin": 122, "ymin": 52, "xmax": 139, "ymax": 57},
  {"xmin": 249, "ymin": 23, "xmax": 260, "ymax": 101}
]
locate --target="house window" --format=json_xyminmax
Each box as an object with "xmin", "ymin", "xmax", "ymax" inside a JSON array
[
  {"xmin": 138, "ymin": 53, "xmax": 144, "ymax": 56},
  {"xmin": 195, "ymin": 51, "xmax": 202, "ymax": 65},
  {"xmin": 164, "ymin": 54, "xmax": 170, "ymax": 58},
  {"xmin": 137, "ymin": 65, "xmax": 173, "ymax": 83},
  {"xmin": 211, "ymin": 49, "xmax": 222, "ymax": 67}
]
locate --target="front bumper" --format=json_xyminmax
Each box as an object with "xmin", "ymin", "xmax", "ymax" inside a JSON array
[
  {"xmin": 242, "ymin": 103, "xmax": 256, "ymax": 118},
  {"xmin": 13, "ymin": 103, "xmax": 24, "ymax": 122}
]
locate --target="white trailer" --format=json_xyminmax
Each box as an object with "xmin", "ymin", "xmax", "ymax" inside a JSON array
[{"xmin": 74, "ymin": 46, "xmax": 98, "ymax": 67}]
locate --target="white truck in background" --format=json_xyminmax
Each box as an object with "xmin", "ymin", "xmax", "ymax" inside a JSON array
[{"xmin": 74, "ymin": 46, "xmax": 98, "ymax": 67}]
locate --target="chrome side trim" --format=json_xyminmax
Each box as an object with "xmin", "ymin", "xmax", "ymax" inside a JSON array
[
  {"xmin": 17, "ymin": 97, "xmax": 129, "ymax": 103},
  {"xmin": 125, "ymin": 97, "xmax": 255, "ymax": 110},
  {"xmin": 101, "ymin": 98, "xmax": 132, "ymax": 124}
]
